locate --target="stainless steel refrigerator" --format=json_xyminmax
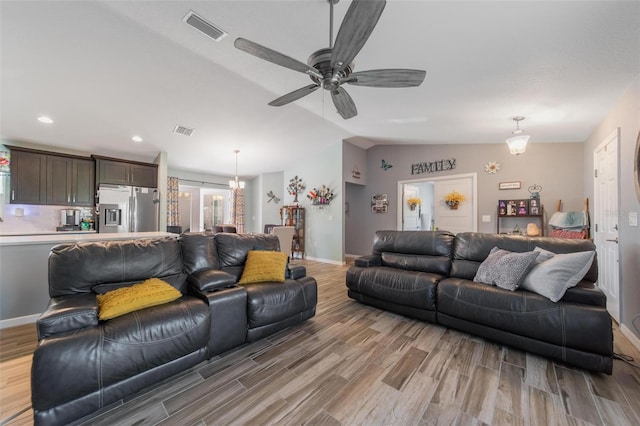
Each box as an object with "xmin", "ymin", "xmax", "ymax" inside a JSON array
[{"xmin": 97, "ymin": 184, "xmax": 160, "ymax": 233}]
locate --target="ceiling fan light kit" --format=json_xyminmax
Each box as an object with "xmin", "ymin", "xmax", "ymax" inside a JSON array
[
  {"xmin": 506, "ymin": 116, "xmax": 530, "ymax": 155},
  {"xmin": 234, "ymin": 0, "xmax": 426, "ymax": 119}
]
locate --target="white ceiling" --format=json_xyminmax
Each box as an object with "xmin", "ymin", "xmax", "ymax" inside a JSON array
[{"xmin": 1, "ymin": 1, "xmax": 639, "ymax": 178}]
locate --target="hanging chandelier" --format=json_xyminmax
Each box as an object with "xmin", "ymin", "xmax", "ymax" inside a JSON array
[
  {"xmin": 506, "ymin": 116, "xmax": 530, "ymax": 155},
  {"xmin": 229, "ymin": 149, "xmax": 245, "ymax": 189}
]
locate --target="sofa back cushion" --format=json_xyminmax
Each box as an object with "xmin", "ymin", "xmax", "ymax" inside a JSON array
[
  {"xmin": 179, "ymin": 232, "xmax": 219, "ymax": 274},
  {"xmin": 49, "ymin": 237, "xmax": 185, "ymax": 297},
  {"xmin": 215, "ymin": 233, "xmax": 280, "ymax": 269},
  {"xmin": 451, "ymin": 232, "xmax": 597, "ymax": 282},
  {"xmin": 372, "ymin": 230, "xmax": 454, "ymax": 275}
]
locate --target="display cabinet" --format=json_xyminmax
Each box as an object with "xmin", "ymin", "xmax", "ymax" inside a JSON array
[{"xmin": 280, "ymin": 206, "xmax": 305, "ymax": 258}]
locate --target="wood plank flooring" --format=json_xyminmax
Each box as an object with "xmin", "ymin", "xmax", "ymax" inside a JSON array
[{"xmin": 1, "ymin": 259, "xmax": 639, "ymax": 425}]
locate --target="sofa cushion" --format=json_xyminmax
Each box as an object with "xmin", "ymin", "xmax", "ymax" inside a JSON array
[
  {"xmin": 521, "ymin": 249, "xmax": 596, "ymax": 302},
  {"xmin": 372, "ymin": 230, "xmax": 454, "ymax": 275},
  {"xmin": 215, "ymin": 233, "xmax": 279, "ymax": 268},
  {"xmin": 437, "ymin": 277, "xmax": 611, "ymax": 355},
  {"xmin": 473, "ymin": 248, "xmax": 539, "ymax": 290},
  {"xmin": 179, "ymin": 232, "xmax": 219, "ymax": 274},
  {"xmin": 96, "ymin": 278, "xmax": 182, "ymax": 320},
  {"xmin": 244, "ymin": 278, "xmax": 317, "ymax": 328},
  {"xmin": 49, "ymin": 238, "xmax": 185, "ymax": 297},
  {"xmin": 450, "ymin": 232, "xmax": 598, "ymax": 283},
  {"xmin": 346, "ymin": 266, "xmax": 442, "ymax": 311},
  {"xmin": 238, "ymin": 250, "xmax": 288, "ymax": 284}
]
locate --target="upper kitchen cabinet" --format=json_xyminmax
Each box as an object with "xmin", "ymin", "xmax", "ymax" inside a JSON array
[
  {"xmin": 9, "ymin": 147, "xmax": 95, "ymax": 206},
  {"xmin": 47, "ymin": 156, "xmax": 95, "ymax": 206},
  {"xmin": 9, "ymin": 149, "xmax": 47, "ymax": 204},
  {"xmin": 94, "ymin": 156, "xmax": 158, "ymax": 188}
]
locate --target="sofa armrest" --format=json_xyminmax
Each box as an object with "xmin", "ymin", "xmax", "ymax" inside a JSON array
[
  {"xmin": 37, "ymin": 293, "xmax": 98, "ymax": 340},
  {"xmin": 289, "ymin": 265, "xmax": 306, "ymax": 280},
  {"xmin": 187, "ymin": 269, "xmax": 237, "ymax": 292},
  {"xmin": 354, "ymin": 254, "xmax": 382, "ymax": 267}
]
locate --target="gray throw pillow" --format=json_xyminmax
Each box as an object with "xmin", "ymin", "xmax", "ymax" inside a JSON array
[
  {"xmin": 520, "ymin": 250, "xmax": 595, "ymax": 302},
  {"xmin": 474, "ymin": 248, "xmax": 540, "ymax": 291}
]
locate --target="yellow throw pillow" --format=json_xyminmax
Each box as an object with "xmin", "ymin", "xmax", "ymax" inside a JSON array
[
  {"xmin": 96, "ymin": 278, "xmax": 182, "ymax": 321},
  {"xmin": 238, "ymin": 250, "xmax": 288, "ymax": 285}
]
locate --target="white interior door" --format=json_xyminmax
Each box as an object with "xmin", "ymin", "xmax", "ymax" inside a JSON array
[
  {"xmin": 403, "ymin": 185, "xmax": 420, "ymax": 230},
  {"xmin": 594, "ymin": 129, "xmax": 620, "ymax": 322},
  {"xmin": 434, "ymin": 177, "xmax": 474, "ymax": 234}
]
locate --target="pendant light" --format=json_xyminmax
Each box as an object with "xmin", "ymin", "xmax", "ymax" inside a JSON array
[
  {"xmin": 229, "ymin": 149, "xmax": 245, "ymax": 189},
  {"xmin": 506, "ymin": 116, "xmax": 530, "ymax": 155}
]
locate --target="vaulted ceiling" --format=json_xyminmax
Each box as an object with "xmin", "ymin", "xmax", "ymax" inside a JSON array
[{"xmin": 1, "ymin": 1, "xmax": 639, "ymax": 178}]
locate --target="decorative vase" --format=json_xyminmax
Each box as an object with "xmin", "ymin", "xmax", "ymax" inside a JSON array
[
  {"xmin": 410, "ymin": 204, "xmax": 416, "ymax": 211},
  {"xmin": 446, "ymin": 201, "xmax": 459, "ymax": 210}
]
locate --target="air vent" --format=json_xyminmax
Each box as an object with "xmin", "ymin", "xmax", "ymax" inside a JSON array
[
  {"xmin": 173, "ymin": 125, "xmax": 195, "ymax": 137},
  {"xmin": 183, "ymin": 10, "xmax": 227, "ymax": 42}
]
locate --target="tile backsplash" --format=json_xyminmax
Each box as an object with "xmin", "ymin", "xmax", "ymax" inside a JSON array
[{"xmin": 0, "ymin": 204, "xmax": 95, "ymax": 235}]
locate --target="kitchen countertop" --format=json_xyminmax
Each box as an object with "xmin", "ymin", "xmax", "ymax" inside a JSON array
[{"xmin": 0, "ymin": 231, "xmax": 178, "ymax": 247}]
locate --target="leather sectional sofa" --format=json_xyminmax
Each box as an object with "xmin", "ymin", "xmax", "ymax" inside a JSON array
[
  {"xmin": 346, "ymin": 230, "xmax": 613, "ymax": 374},
  {"xmin": 31, "ymin": 232, "xmax": 317, "ymax": 426}
]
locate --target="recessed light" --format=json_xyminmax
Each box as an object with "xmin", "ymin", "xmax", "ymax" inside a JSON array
[
  {"xmin": 37, "ymin": 116, "xmax": 53, "ymax": 124},
  {"xmin": 132, "ymin": 135, "xmax": 143, "ymax": 142}
]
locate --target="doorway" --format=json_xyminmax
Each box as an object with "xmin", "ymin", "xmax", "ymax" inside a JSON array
[
  {"xmin": 593, "ymin": 129, "xmax": 620, "ymax": 322},
  {"xmin": 397, "ymin": 173, "xmax": 478, "ymax": 233}
]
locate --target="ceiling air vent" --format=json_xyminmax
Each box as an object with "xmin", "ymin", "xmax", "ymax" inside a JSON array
[
  {"xmin": 183, "ymin": 11, "xmax": 227, "ymax": 42},
  {"xmin": 173, "ymin": 125, "xmax": 195, "ymax": 137}
]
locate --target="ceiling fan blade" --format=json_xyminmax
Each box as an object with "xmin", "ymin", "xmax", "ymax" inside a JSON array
[
  {"xmin": 346, "ymin": 69, "xmax": 426, "ymax": 88},
  {"xmin": 235, "ymin": 38, "xmax": 322, "ymax": 79},
  {"xmin": 331, "ymin": 87, "xmax": 357, "ymax": 120},
  {"xmin": 268, "ymin": 84, "xmax": 320, "ymax": 107},
  {"xmin": 331, "ymin": 0, "xmax": 386, "ymax": 74}
]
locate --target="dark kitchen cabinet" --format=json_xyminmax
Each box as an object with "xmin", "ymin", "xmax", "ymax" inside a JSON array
[
  {"xmin": 47, "ymin": 156, "xmax": 95, "ymax": 206},
  {"xmin": 10, "ymin": 150, "xmax": 47, "ymax": 204},
  {"xmin": 95, "ymin": 157, "xmax": 157, "ymax": 188},
  {"xmin": 9, "ymin": 147, "xmax": 95, "ymax": 206}
]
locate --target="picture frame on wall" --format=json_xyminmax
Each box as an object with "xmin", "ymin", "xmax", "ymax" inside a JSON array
[
  {"xmin": 371, "ymin": 194, "xmax": 388, "ymax": 213},
  {"xmin": 499, "ymin": 181, "xmax": 521, "ymax": 190}
]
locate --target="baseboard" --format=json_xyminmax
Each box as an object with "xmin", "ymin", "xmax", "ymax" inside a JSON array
[
  {"xmin": 303, "ymin": 256, "xmax": 345, "ymax": 266},
  {"xmin": 0, "ymin": 313, "xmax": 39, "ymax": 329},
  {"xmin": 621, "ymin": 324, "xmax": 640, "ymax": 353}
]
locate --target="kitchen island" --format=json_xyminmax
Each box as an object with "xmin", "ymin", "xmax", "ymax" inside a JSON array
[{"xmin": 0, "ymin": 232, "xmax": 177, "ymax": 327}]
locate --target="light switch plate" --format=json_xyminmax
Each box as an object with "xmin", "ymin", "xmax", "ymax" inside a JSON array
[
  {"xmin": 482, "ymin": 215, "xmax": 491, "ymax": 223},
  {"xmin": 629, "ymin": 212, "xmax": 638, "ymax": 227}
]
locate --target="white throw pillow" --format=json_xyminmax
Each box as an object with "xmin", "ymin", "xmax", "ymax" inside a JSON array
[{"xmin": 520, "ymin": 249, "xmax": 595, "ymax": 302}]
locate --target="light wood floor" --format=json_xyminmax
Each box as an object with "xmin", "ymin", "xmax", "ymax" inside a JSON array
[{"xmin": 1, "ymin": 260, "xmax": 640, "ymax": 425}]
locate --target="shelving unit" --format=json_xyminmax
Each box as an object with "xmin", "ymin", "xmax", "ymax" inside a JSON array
[
  {"xmin": 497, "ymin": 205, "xmax": 544, "ymax": 236},
  {"xmin": 280, "ymin": 206, "xmax": 305, "ymax": 258}
]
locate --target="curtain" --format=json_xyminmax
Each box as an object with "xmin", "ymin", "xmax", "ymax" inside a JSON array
[
  {"xmin": 167, "ymin": 176, "xmax": 180, "ymax": 227},
  {"xmin": 231, "ymin": 188, "xmax": 245, "ymax": 233}
]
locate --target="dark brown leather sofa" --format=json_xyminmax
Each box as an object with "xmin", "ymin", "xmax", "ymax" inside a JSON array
[
  {"xmin": 31, "ymin": 233, "xmax": 317, "ymax": 425},
  {"xmin": 346, "ymin": 230, "xmax": 613, "ymax": 374}
]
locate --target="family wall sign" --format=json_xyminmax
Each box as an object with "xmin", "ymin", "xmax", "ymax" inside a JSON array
[{"xmin": 411, "ymin": 158, "xmax": 456, "ymax": 175}]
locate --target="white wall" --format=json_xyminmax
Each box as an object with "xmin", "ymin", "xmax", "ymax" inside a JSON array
[
  {"xmin": 583, "ymin": 74, "xmax": 640, "ymax": 343},
  {"xmin": 285, "ymin": 142, "xmax": 343, "ymax": 263}
]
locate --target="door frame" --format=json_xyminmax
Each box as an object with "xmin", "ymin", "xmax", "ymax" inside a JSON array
[
  {"xmin": 593, "ymin": 128, "xmax": 621, "ymax": 322},
  {"xmin": 397, "ymin": 172, "xmax": 478, "ymax": 231}
]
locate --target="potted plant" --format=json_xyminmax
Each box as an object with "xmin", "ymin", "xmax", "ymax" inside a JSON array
[
  {"xmin": 307, "ymin": 185, "xmax": 335, "ymax": 206},
  {"xmin": 407, "ymin": 197, "xmax": 421, "ymax": 211},
  {"xmin": 444, "ymin": 191, "xmax": 465, "ymax": 210}
]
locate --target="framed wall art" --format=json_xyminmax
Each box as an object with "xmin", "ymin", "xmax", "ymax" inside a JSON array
[{"xmin": 499, "ymin": 181, "xmax": 521, "ymax": 190}]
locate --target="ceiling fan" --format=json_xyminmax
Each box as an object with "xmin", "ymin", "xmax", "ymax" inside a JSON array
[{"xmin": 234, "ymin": 0, "xmax": 426, "ymax": 119}]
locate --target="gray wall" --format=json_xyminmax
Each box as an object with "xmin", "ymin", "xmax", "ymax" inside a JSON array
[
  {"xmin": 583, "ymin": 75, "xmax": 640, "ymax": 342},
  {"xmin": 345, "ymin": 142, "xmax": 585, "ymax": 256}
]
